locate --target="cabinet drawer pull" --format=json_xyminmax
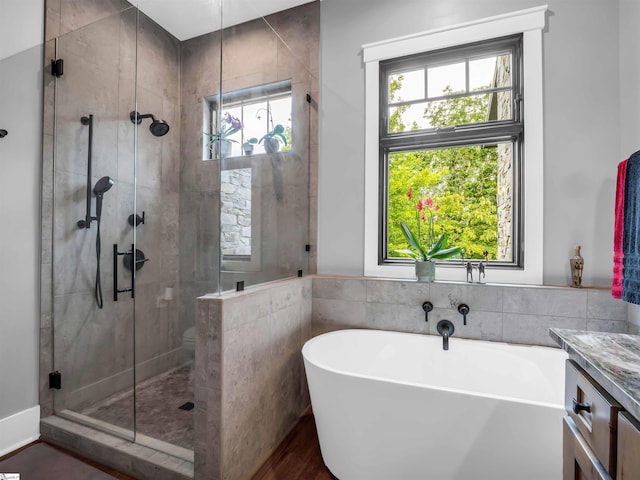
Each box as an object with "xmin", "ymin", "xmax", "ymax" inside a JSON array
[{"xmin": 572, "ymin": 398, "xmax": 591, "ymax": 414}]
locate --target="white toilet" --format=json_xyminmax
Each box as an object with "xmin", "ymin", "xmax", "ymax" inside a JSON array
[
  {"xmin": 182, "ymin": 326, "xmax": 196, "ymax": 393},
  {"xmin": 182, "ymin": 326, "xmax": 196, "ymax": 355}
]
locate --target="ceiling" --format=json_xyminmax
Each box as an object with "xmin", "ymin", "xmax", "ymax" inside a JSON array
[{"xmin": 137, "ymin": 0, "xmax": 313, "ymax": 41}]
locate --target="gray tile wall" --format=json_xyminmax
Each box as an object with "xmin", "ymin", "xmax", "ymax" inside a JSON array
[
  {"xmin": 313, "ymin": 276, "xmax": 628, "ymax": 347},
  {"xmin": 628, "ymin": 304, "xmax": 640, "ymax": 335},
  {"xmin": 195, "ymin": 277, "xmax": 312, "ymax": 480}
]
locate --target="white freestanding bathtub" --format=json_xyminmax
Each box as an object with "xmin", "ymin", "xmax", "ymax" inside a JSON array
[{"xmin": 302, "ymin": 329, "xmax": 568, "ymax": 480}]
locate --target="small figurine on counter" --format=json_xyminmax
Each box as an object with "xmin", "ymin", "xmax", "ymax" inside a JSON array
[{"xmin": 477, "ymin": 250, "xmax": 489, "ymax": 284}]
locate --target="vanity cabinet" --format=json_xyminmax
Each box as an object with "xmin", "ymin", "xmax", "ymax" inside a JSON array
[
  {"xmin": 563, "ymin": 359, "xmax": 636, "ymax": 480},
  {"xmin": 552, "ymin": 329, "xmax": 640, "ymax": 480},
  {"xmin": 565, "ymin": 359, "xmax": 623, "ymax": 475},
  {"xmin": 617, "ymin": 412, "xmax": 640, "ymax": 479},
  {"xmin": 563, "ymin": 416, "xmax": 612, "ymax": 480}
]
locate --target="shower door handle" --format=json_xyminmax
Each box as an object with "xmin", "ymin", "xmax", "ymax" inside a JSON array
[{"xmin": 113, "ymin": 243, "xmax": 135, "ymax": 301}]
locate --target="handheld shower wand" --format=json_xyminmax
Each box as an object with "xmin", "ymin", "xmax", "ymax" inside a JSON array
[
  {"xmin": 91, "ymin": 176, "xmax": 114, "ymax": 309},
  {"xmin": 93, "ymin": 176, "xmax": 114, "ymax": 222}
]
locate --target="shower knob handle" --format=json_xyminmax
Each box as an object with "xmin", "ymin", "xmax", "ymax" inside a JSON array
[
  {"xmin": 422, "ymin": 301, "xmax": 433, "ymax": 322},
  {"xmin": 128, "ymin": 211, "xmax": 145, "ymax": 226},
  {"xmin": 458, "ymin": 304, "xmax": 470, "ymax": 325}
]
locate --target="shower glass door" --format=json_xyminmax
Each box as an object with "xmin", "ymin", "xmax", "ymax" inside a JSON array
[
  {"xmin": 51, "ymin": 5, "xmax": 138, "ymax": 438},
  {"xmin": 127, "ymin": 0, "xmax": 214, "ymax": 455},
  {"xmin": 47, "ymin": 0, "xmax": 316, "ymax": 459},
  {"xmin": 48, "ymin": 0, "xmax": 224, "ymax": 455},
  {"xmin": 217, "ymin": 0, "xmax": 314, "ymax": 293}
]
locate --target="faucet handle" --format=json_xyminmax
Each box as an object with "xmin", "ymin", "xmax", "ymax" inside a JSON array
[
  {"xmin": 422, "ymin": 301, "xmax": 433, "ymax": 322},
  {"xmin": 457, "ymin": 303, "xmax": 470, "ymax": 325}
]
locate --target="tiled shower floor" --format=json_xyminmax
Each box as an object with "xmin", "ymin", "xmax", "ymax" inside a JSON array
[{"xmin": 81, "ymin": 365, "xmax": 194, "ymax": 450}]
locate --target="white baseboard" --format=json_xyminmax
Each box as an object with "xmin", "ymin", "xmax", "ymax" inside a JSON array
[{"xmin": 0, "ymin": 406, "xmax": 40, "ymax": 457}]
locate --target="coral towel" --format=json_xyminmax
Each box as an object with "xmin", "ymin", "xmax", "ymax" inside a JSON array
[{"xmin": 612, "ymin": 159, "xmax": 627, "ymax": 298}]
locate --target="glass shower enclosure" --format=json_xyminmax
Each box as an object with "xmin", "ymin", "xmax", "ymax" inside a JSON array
[{"xmin": 44, "ymin": 0, "xmax": 315, "ymax": 462}]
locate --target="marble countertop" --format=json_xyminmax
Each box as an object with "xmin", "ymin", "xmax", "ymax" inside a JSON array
[{"xmin": 550, "ymin": 328, "xmax": 640, "ymax": 421}]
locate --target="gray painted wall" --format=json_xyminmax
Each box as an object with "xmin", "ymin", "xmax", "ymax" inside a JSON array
[
  {"xmin": 318, "ymin": 0, "xmax": 632, "ymax": 286},
  {"xmin": 0, "ymin": 3, "xmax": 43, "ymax": 419}
]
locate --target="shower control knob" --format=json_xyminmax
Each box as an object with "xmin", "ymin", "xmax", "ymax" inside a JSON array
[
  {"xmin": 128, "ymin": 211, "xmax": 145, "ymax": 226},
  {"xmin": 123, "ymin": 248, "xmax": 148, "ymax": 272}
]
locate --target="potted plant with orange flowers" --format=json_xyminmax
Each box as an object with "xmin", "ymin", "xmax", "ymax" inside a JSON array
[{"xmin": 395, "ymin": 189, "xmax": 462, "ymax": 282}]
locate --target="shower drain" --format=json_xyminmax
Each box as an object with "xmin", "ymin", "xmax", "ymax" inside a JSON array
[{"xmin": 178, "ymin": 401, "xmax": 194, "ymax": 411}]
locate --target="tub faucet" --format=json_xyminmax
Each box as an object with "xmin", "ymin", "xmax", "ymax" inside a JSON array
[{"xmin": 436, "ymin": 320, "xmax": 455, "ymax": 351}]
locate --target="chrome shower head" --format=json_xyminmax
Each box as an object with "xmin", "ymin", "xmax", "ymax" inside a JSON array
[{"xmin": 130, "ymin": 111, "xmax": 170, "ymax": 137}]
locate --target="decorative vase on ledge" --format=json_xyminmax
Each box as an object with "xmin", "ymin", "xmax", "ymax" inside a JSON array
[
  {"xmin": 243, "ymin": 142, "xmax": 254, "ymax": 155},
  {"xmin": 263, "ymin": 137, "xmax": 281, "ymax": 154},
  {"xmin": 570, "ymin": 245, "xmax": 584, "ymax": 287},
  {"xmin": 415, "ymin": 260, "xmax": 436, "ymax": 282},
  {"xmin": 212, "ymin": 139, "xmax": 232, "ymax": 159}
]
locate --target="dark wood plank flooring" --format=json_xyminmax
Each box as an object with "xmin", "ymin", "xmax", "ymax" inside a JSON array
[
  {"xmin": 0, "ymin": 412, "xmax": 333, "ymax": 480},
  {"xmin": 251, "ymin": 412, "xmax": 337, "ymax": 480},
  {"xmin": 0, "ymin": 442, "xmax": 136, "ymax": 480}
]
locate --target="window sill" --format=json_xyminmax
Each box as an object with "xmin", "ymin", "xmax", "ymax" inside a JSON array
[
  {"xmin": 205, "ymin": 151, "xmax": 294, "ymax": 163},
  {"xmin": 365, "ymin": 262, "xmax": 542, "ymax": 285}
]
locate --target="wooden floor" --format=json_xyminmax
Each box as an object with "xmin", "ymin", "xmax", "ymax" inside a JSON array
[
  {"xmin": 0, "ymin": 413, "xmax": 334, "ymax": 480},
  {"xmin": 251, "ymin": 412, "xmax": 337, "ymax": 480},
  {"xmin": 0, "ymin": 442, "xmax": 137, "ymax": 480}
]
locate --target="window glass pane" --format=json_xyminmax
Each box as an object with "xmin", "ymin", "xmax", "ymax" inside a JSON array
[
  {"xmin": 388, "ymin": 102, "xmax": 431, "ymax": 132},
  {"xmin": 387, "ymin": 142, "xmax": 513, "ymax": 262},
  {"xmin": 379, "ymin": 35, "xmax": 522, "ymax": 268},
  {"xmin": 221, "ymin": 168, "xmax": 252, "ymax": 256},
  {"xmin": 389, "ymin": 69, "xmax": 424, "ymax": 103},
  {"xmin": 427, "ymin": 62, "xmax": 465, "ymax": 97},
  {"xmin": 242, "ymin": 101, "xmax": 267, "ymax": 145},
  {"xmin": 269, "ymin": 96, "xmax": 292, "ymax": 151},
  {"xmin": 223, "ymin": 106, "xmax": 242, "ymax": 157},
  {"xmin": 493, "ymin": 91, "xmax": 512, "ymax": 121},
  {"xmin": 494, "ymin": 53, "xmax": 512, "ymax": 88},
  {"xmin": 469, "ymin": 56, "xmax": 498, "ymax": 91},
  {"xmin": 389, "ymin": 91, "xmax": 503, "ymax": 132},
  {"xmin": 425, "ymin": 93, "xmax": 491, "ymax": 128}
]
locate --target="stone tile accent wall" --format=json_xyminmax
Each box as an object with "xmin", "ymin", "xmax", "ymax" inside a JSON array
[
  {"xmin": 220, "ymin": 168, "xmax": 252, "ymax": 256},
  {"xmin": 195, "ymin": 277, "xmax": 312, "ymax": 480},
  {"xmin": 312, "ymin": 276, "xmax": 628, "ymax": 347},
  {"xmin": 495, "ymin": 54, "xmax": 513, "ymax": 261}
]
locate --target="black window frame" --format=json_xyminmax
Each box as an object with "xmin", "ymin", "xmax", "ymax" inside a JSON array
[{"xmin": 378, "ymin": 34, "xmax": 524, "ymax": 269}]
